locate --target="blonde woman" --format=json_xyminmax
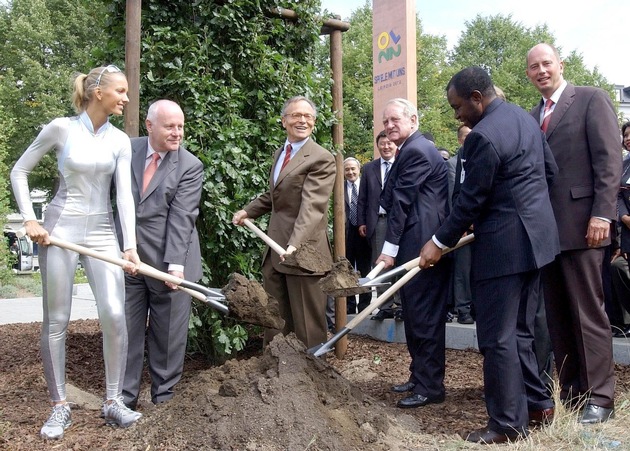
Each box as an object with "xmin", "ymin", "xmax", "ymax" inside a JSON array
[{"xmin": 11, "ymin": 65, "xmax": 142, "ymax": 439}]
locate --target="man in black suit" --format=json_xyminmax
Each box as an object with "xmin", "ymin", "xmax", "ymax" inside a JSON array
[
  {"xmin": 376, "ymin": 98, "xmax": 450, "ymax": 409},
  {"xmin": 121, "ymin": 100, "xmax": 204, "ymax": 409},
  {"xmin": 527, "ymin": 43, "xmax": 622, "ymax": 424},
  {"xmin": 343, "ymin": 157, "xmax": 371, "ymax": 314},
  {"xmin": 420, "ymin": 67, "xmax": 559, "ymax": 444},
  {"xmin": 357, "ymin": 130, "xmax": 399, "ymax": 319}
]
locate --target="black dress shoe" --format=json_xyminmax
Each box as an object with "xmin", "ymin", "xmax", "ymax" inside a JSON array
[
  {"xmin": 464, "ymin": 427, "xmax": 522, "ymax": 444},
  {"xmin": 391, "ymin": 381, "xmax": 416, "ymax": 393},
  {"xmin": 371, "ymin": 309, "xmax": 394, "ymax": 320},
  {"xmin": 579, "ymin": 403, "xmax": 614, "ymax": 424},
  {"xmin": 396, "ymin": 393, "xmax": 445, "ymax": 408},
  {"xmin": 393, "ymin": 309, "xmax": 404, "ymax": 322},
  {"xmin": 529, "ymin": 407, "xmax": 554, "ymax": 426},
  {"xmin": 457, "ymin": 312, "xmax": 474, "ymax": 324}
]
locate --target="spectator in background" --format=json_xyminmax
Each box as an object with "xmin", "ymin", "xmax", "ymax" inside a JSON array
[
  {"xmin": 527, "ymin": 42, "xmax": 621, "ymax": 424},
  {"xmin": 358, "ymin": 131, "xmax": 401, "ymax": 320},
  {"xmin": 446, "ymin": 124, "xmax": 474, "ymax": 325},
  {"xmin": 611, "ymin": 121, "xmax": 630, "ymax": 337},
  {"xmin": 343, "ymin": 157, "xmax": 372, "ymax": 314}
]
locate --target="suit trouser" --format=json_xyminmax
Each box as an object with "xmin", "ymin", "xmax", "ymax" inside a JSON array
[
  {"xmin": 346, "ymin": 224, "xmax": 372, "ymax": 313},
  {"xmin": 399, "ymin": 261, "xmax": 450, "ymax": 400},
  {"xmin": 122, "ymin": 274, "xmax": 192, "ymax": 406},
  {"xmin": 474, "ymin": 270, "xmax": 552, "ymax": 436},
  {"xmin": 370, "ymin": 216, "xmax": 400, "ymax": 308},
  {"xmin": 611, "ymin": 256, "xmax": 630, "ymax": 324},
  {"xmin": 451, "ymin": 244, "xmax": 472, "ymax": 316},
  {"xmin": 262, "ymin": 258, "xmax": 328, "ymax": 349},
  {"xmin": 542, "ymin": 248, "xmax": 615, "ymax": 408}
]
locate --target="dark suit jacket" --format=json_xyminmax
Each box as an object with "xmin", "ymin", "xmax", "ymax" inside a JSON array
[
  {"xmin": 436, "ymin": 99, "xmax": 560, "ymax": 281},
  {"xmin": 618, "ymin": 157, "xmax": 630, "ymax": 253},
  {"xmin": 358, "ymin": 158, "xmax": 386, "ymax": 240},
  {"xmin": 244, "ymin": 138, "xmax": 335, "ymax": 275},
  {"xmin": 531, "ymin": 84, "xmax": 622, "ymax": 251},
  {"xmin": 129, "ymin": 137, "xmax": 203, "ymax": 283},
  {"xmin": 380, "ymin": 131, "xmax": 448, "ymax": 263}
]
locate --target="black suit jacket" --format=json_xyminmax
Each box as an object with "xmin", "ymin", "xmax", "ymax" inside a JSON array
[
  {"xmin": 357, "ymin": 159, "xmax": 386, "ymax": 240},
  {"xmin": 618, "ymin": 157, "xmax": 630, "ymax": 253},
  {"xmin": 436, "ymin": 99, "xmax": 560, "ymax": 281},
  {"xmin": 380, "ymin": 131, "xmax": 449, "ymax": 263}
]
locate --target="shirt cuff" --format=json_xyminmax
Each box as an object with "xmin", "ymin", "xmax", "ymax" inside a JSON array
[
  {"xmin": 594, "ymin": 216, "xmax": 611, "ymax": 223},
  {"xmin": 432, "ymin": 235, "xmax": 448, "ymax": 250},
  {"xmin": 382, "ymin": 241, "xmax": 399, "ymax": 257},
  {"xmin": 168, "ymin": 264, "xmax": 185, "ymax": 273}
]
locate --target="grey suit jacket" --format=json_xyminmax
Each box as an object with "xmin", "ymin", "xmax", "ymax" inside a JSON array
[
  {"xmin": 530, "ymin": 84, "xmax": 622, "ymax": 251},
  {"xmin": 130, "ymin": 137, "xmax": 203, "ymax": 283},
  {"xmin": 244, "ymin": 138, "xmax": 336, "ymax": 275}
]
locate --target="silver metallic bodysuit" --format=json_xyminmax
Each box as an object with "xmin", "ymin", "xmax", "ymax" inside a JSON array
[{"xmin": 11, "ymin": 112, "xmax": 136, "ymax": 401}]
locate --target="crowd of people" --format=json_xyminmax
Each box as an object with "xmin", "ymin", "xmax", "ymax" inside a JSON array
[{"xmin": 10, "ymin": 41, "xmax": 628, "ymax": 445}]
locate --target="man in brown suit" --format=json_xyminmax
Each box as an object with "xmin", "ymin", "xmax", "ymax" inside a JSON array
[
  {"xmin": 232, "ymin": 96, "xmax": 336, "ymax": 348},
  {"xmin": 526, "ymin": 43, "xmax": 622, "ymax": 424}
]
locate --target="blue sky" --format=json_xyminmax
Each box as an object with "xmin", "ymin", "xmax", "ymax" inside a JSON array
[{"xmin": 320, "ymin": 0, "xmax": 628, "ymax": 86}]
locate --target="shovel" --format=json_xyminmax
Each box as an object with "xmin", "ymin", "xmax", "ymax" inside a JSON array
[
  {"xmin": 242, "ymin": 218, "xmax": 331, "ymax": 273},
  {"xmin": 308, "ymin": 233, "xmax": 475, "ymax": 357},
  {"xmin": 17, "ymin": 230, "xmax": 228, "ymax": 314},
  {"xmin": 320, "ymin": 261, "xmax": 389, "ymax": 297}
]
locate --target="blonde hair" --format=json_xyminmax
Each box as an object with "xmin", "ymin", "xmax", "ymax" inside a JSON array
[{"xmin": 71, "ymin": 65, "xmax": 125, "ymax": 113}]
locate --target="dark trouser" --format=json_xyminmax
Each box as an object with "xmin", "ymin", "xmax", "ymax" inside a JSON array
[
  {"xmin": 451, "ymin": 244, "xmax": 472, "ymax": 316},
  {"xmin": 346, "ymin": 224, "xmax": 372, "ymax": 313},
  {"xmin": 610, "ymin": 256, "xmax": 630, "ymax": 327},
  {"xmin": 474, "ymin": 270, "xmax": 552, "ymax": 436},
  {"xmin": 543, "ymin": 248, "xmax": 615, "ymax": 408}
]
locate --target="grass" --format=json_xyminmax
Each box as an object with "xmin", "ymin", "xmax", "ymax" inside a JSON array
[{"xmin": 0, "ymin": 268, "xmax": 88, "ymax": 299}]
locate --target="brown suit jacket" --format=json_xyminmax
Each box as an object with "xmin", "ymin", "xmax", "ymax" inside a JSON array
[
  {"xmin": 244, "ymin": 138, "xmax": 336, "ymax": 275},
  {"xmin": 532, "ymin": 84, "xmax": 622, "ymax": 251}
]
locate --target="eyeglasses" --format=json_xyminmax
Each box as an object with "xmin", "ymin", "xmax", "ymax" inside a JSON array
[
  {"xmin": 284, "ymin": 112, "xmax": 315, "ymax": 121},
  {"xmin": 95, "ymin": 65, "xmax": 121, "ymax": 87}
]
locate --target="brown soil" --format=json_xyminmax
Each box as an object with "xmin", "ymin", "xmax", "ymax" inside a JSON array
[
  {"xmin": 318, "ymin": 257, "xmax": 371, "ymax": 298},
  {"xmin": 222, "ymin": 273, "xmax": 285, "ymax": 329},
  {"xmin": 282, "ymin": 242, "xmax": 332, "ymax": 273},
  {"xmin": 3, "ymin": 319, "xmax": 630, "ymax": 450}
]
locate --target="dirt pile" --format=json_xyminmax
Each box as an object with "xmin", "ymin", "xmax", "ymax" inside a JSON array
[
  {"xmin": 318, "ymin": 257, "xmax": 370, "ymax": 298},
  {"xmin": 282, "ymin": 242, "xmax": 332, "ymax": 273},
  {"xmin": 222, "ymin": 273, "xmax": 284, "ymax": 329},
  {"xmin": 125, "ymin": 334, "xmax": 428, "ymax": 450}
]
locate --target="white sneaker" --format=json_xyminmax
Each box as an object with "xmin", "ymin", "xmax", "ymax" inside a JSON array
[
  {"xmin": 102, "ymin": 396, "xmax": 142, "ymax": 428},
  {"xmin": 40, "ymin": 404, "xmax": 72, "ymax": 439}
]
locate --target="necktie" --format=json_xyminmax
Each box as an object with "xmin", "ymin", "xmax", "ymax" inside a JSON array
[
  {"xmin": 142, "ymin": 153, "xmax": 160, "ymax": 194},
  {"xmin": 383, "ymin": 161, "xmax": 391, "ymax": 183},
  {"xmin": 349, "ymin": 182, "xmax": 358, "ymax": 226},
  {"xmin": 280, "ymin": 144, "xmax": 293, "ymax": 171},
  {"xmin": 541, "ymin": 99, "xmax": 554, "ymax": 133}
]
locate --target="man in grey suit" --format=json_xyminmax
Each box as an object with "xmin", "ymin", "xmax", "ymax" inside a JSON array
[
  {"xmin": 420, "ymin": 67, "xmax": 559, "ymax": 444},
  {"xmin": 121, "ymin": 100, "xmax": 203, "ymax": 409},
  {"xmin": 526, "ymin": 43, "xmax": 622, "ymax": 424}
]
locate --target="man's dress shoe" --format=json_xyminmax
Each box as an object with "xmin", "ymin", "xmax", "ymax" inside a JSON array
[
  {"xmin": 579, "ymin": 404, "xmax": 614, "ymax": 424},
  {"xmin": 396, "ymin": 393, "xmax": 445, "ymax": 408},
  {"xmin": 528, "ymin": 407, "xmax": 554, "ymax": 426},
  {"xmin": 391, "ymin": 381, "xmax": 416, "ymax": 393},
  {"xmin": 371, "ymin": 309, "xmax": 394, "ymax": 321},
  {"xmin": 464, "ymin": 427, "xmax": 522, "ymax": 444}
]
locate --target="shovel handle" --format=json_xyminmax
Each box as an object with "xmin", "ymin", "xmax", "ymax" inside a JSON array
[
  {"xmin": 243, "ymin": 218, "xmax": 287, "ymax": 257},
  {"xmin": 17, "ymin": 229, "xmax": 211, "ymax": 304},
  {"xmin": 364, "ymin": 261, "xmax": 386, "ymax": 280}
]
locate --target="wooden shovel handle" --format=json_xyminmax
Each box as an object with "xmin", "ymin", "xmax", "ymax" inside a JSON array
[{"xmin": 243, "ymin": 218, "xmax": 287, "ymax": 257}]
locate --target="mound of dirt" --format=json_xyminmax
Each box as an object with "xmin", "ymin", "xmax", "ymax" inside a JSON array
[
  {"xmin": 222, "ymin": 273, "xmax": 285, "ymax": 330},
  {"xmin": 318, "ymin": 257, "xmax": 371, "ymax": 297},
  {"xmin": 125, "ymin": 333, "xmax": 432, "ymax": 450}
]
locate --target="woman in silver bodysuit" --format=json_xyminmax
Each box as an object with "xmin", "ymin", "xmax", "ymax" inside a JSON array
[{"xmin": 11, "ymin": 65, "xmax": 142, "ymax": 439}]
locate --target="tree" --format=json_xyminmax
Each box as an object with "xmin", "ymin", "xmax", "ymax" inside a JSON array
[{"xmin": 0, "ymin": 0, "xmax": 108, "ymax": 200}]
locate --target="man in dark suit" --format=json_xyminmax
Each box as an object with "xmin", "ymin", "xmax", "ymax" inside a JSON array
[
  {"xmin": 121, "ymin": 100, "xmax": 203, "ymax": 409},
  {"xmin": 526, "ymin": 43, "xmax": 622, "ymax": 424},
  {"xmin": 343, "ymin": 157, "xmax": 371, "ymax": 314},
  {"xmin": 420, "ymin": 67, "xmax": 559, "ymax": 444},
  {"xmin": 232, "ymin": 96, "xmax": 336, "ymax": 348},
  {"xmin": 375, "ymin": 98, "xmax": 451, "ymax": 409},
  {"xmin": 357, "ymin": 131, "xmax": 399, "ymax": 320}
]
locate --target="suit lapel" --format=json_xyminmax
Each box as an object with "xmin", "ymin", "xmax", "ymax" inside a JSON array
[
  {"xmin": 546, "ymin": 83, "xmax": 575, "ymax": 138},
  {"xmin": 274, "ymin": 140, "xmax": 309, "ymax": 189},
  {"xmin": 141, "ymin": 148, "xmax": 178, "ymax": 201}
]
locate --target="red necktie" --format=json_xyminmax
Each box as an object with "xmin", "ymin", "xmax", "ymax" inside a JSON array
[
  {"xmin": 541, "ymin": 99, "xmax": 554, "ymax": 133},
  {"xmin": 142, "ymin": 153, "xmax": 160, "ymax": 194},
  {"xmin": 280, "ymin": 144, "xmax": 293, "ymax": 171}
]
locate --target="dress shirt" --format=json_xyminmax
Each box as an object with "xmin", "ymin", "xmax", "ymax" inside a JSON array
[{"xmin": 273, "ymin": 137, "xmax": 309, "ymax": 184}]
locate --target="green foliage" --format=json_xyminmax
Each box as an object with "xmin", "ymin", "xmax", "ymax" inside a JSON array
[
  {"xmin": 0, "ymin": 0, "xmax": 108, "ymax": 202},
  {"xmin": 102, "ymin": 0, "xmax": 334, "ymax": 359},
  {"xmin": 0, "ymin": 102, "xmax": 15, "ymax": 284},
  {"xmin": 187, "ymin": 304, "xmax": 248, "ymax": 362}
]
